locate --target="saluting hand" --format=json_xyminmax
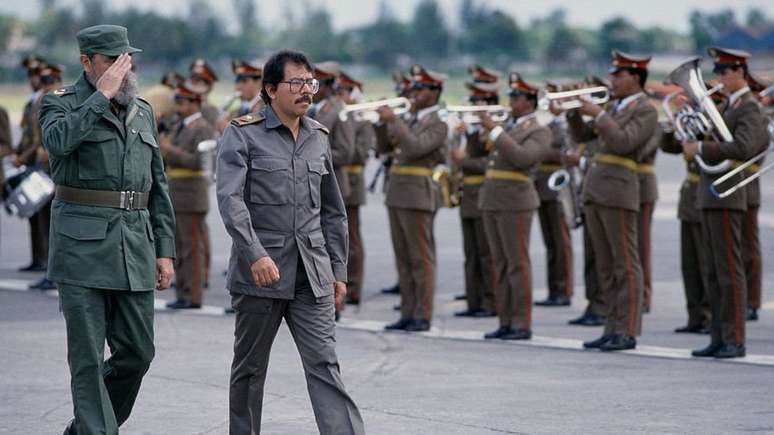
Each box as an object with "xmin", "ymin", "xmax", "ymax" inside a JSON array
[
  {"xmin": 251, "ymin": 256, "xmax": 281, "ymax": 288},
  {"xmin": 96, "ymin": 53, "xmax": 132, "ymax": 100},
  {"xmin": 155, "ymin": 257, "xmax": 174, "ymax": 290}
]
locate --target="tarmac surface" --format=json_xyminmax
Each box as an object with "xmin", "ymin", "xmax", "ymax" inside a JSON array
[{"xmin": 1, "ymin": 151, "xmax": 774, "ymax": 434}]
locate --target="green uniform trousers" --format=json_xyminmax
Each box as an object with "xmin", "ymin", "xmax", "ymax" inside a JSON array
[{"xmin": 59, "ymin": 284, "xmax": 155, "ymax": 435}]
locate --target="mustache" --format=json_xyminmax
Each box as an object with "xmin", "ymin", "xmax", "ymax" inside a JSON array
[{"xmin": 295, "ymin": 95, "xmax": 312, "ymax": 104}]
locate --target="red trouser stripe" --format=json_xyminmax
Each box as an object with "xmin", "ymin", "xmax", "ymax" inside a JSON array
[
  {"xmin": 723, "ymin": 210, "xmax": 743, "ymax": 345},
  {"xmin": 619, "ymin": 209, "xmax": 637, "ymax": 336}
]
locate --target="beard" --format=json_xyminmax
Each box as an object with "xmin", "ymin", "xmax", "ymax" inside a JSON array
[{"xmin": 86, "ymin": 70, "xmax": 139, "ymax": 107}]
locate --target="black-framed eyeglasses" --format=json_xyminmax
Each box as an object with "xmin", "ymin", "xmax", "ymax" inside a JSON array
[{"xmin": 280, "ymin": 78, "xmax": 319, "ymax": 94}]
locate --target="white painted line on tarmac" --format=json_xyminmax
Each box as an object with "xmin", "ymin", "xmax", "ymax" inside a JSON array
[
  {"xmin": 336, "ymin": 318, "xmax": 774, "ymax": 368},
  {"xmin": 0, "ymin": 279, "xmax": 35, "ymax": 291},
  {"xmin": 762, "ymin": 301, "xmax": 774, "ymax": 311}
]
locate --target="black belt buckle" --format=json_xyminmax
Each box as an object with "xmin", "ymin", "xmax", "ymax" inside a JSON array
[{"xmin": 120, "ymin": 190, "xmax": 137, "ymax": 210}]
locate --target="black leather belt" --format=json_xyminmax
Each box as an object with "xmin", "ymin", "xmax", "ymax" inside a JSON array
[{"xmin": 55, "ymin": 185, "xmax": 150, "ymax": 210}]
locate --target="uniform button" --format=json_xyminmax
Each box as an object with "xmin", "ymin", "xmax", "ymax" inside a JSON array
[
  {"xmin": 138, "ymin": 112, "xmax": 144, "ymax": 117},
  {"xmin": 131, "ymin": 128, "xmax": 137, "ymax": 134}
]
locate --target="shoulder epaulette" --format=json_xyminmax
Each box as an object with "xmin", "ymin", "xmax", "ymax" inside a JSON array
[
  {"xmin": 305, "ymin": 117, "xmax": 330, "ymax": 135},
  {"xmin": 231, "ymin": 113, "xmax": 265, "ymax": 127},
  {"xmin": 51, "ymin": 86, "xmax": 75, "ymax": 97}
]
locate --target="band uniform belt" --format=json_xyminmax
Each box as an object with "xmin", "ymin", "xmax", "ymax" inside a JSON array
[
  {"xmin": 55, "ymin": 185, "xmax": 150, "ymax": 210},
  {"xmin": 686, "ymin": 173, "xmax": 700, "ymax": 183},
  {"xmin": 485, "ymin": 169, "xmax": 530, "ymax": 182},
  {"xmin": 390, "ymin": 165, "xmax": 433, "ymax": 177},
  {"xmin": 343, "ymin": 165, "xmax": 364, "ymax": 175},
  {"xmin": 595, "ymin": 153, "xmax": 638, "ymax": 171},
  {"xmin": 538, "ymin": 163, "xmax": 562, "ymax": 172},
  {"xmin": 462, "ymin": 175, "xmax": 486, "ymax": 185},
  {"xmin": 636, "ymin": 163, "xmax": 655, "ymax": 174},
  {"xmin": 167, "ymin": 168, "xmax": 206, "ymax": 178}
]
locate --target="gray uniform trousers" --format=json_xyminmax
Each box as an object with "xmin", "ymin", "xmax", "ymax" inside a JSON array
[{"xmin": 229, "ymin": 265, "xmax": 365, "ymax": 435}]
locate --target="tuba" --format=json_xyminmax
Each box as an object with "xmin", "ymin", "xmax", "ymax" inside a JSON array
[
  {"xmin": 664, "ymin": 57, "xmax": 734, "ymax": 174},
  {"xmin": 545, "ymin": 117, "xmax": 584, "ymax": 229}
]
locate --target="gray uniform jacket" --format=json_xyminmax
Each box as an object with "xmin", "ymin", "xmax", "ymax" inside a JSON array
[{"xmin": 216, "ymin": 105, "xmax": 349, "ymax": 299}]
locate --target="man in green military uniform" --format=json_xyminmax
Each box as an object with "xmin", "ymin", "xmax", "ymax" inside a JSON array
[{"xmin": 38, "ymin": 25, "xmax": 176, "ymax": 435}]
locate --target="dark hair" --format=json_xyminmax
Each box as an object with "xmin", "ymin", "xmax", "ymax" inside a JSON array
[
  {"xmin": 714, "ymin": 64, "xmax": 749, "ymax": 79},
  {"xmin": 626, "ymin": 67, "xmax": 648, "ymax": 89},
  {"xmin": 526, "ymin": 93, "xmax": 538, "ymax": 109},
  {"xmin": 260, "ymin": 50, "xmax": 313, "ymax": 103}
]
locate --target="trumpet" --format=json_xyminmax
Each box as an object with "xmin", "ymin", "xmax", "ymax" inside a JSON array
[
  {"xmin": 339, "ymin": 97, "xmax": 412, "ymax": 123},
  {"xmin": 440, "ymin": 104, "xmax": 511, "ymax": 125},
  {"xmin": 537, "ymin": 86, "xmax": 610, "ymax": 111}
]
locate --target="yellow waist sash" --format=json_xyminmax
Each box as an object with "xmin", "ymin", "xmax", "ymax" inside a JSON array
[
  {"xmin": 595, "ymin": 153, "xmax": 638, "ymax": 171},
  {"xmin": 485, "ymin": 169, "xmax": 530, "ymax": 182},
  {"xmin": 390, "ymin": 165, "xmax": 433, "ymax": 177},
  {"xmin": 167, "ymin": 168, "xmax": 206, "ymax": 178}
]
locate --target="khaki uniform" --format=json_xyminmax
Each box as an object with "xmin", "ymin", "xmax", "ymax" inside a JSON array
[
  {"xmin": 18, "ymin": 91, "xmax": 50, "ymax": 267},
  {"xmin": 310, "ymin": 97, "xmax": 356, "ymax": 200},
  {"xmin": 165, "ymin": 114, "xmax": 216, "ymax": 305},
  {"xmin": 376, "ymin": 107, "xmax": 448, "ymax": 323},
  {"xmin": 697, "ymin": 91, "xmax": 768, "ymax": 346},
  {"xmin": 637, "ymin": 126, "xmax": 661, "ymax": 310},
  {"xmin": 480, "ymin": 115, "xmax": 551, "ymax": 330},
  {"xmin": 40, "ymin": 73, "xmax": 176, "ymax": 435},
  {"xmin": 567, "ymin": 94, "xmax": 657, "ymax": 337},
  {"xmin": 661, "ymin": 132, "xmax": 710, "ymax": 329},
  {"xmin": 458, "ymin": 128, "xmax": 495, "ymax": 312},
  {"xmin": 343, "ymin": 119, "xmax": 375, "ymax": 302},
  {"xmin": 534, "ymin": 117, "xmax": 574, "ymax": 300},
  {"xmin": 217, "ymin": 105, "xmax": 363, "ymax": 435}
]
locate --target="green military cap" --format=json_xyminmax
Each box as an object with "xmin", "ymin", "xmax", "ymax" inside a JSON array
[{"xmin": 76, "ymin": 25, "xmax": 142, "ymax": 57}]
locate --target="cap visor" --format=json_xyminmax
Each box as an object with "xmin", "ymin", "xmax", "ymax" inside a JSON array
[{"xmin": 608, "ymin": 66, "xmax": 622, "ymax": 74}]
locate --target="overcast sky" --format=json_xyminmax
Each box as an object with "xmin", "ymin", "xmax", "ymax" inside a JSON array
[{"xmin": 4, "ymin": 0, "xmax": 773, "ymax": 33}]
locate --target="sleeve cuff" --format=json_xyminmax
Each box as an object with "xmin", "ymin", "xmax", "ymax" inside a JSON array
[
  {"xmin": 332, "ymin": 262, "xmax": 347, "ymax": 283},
  {"xmin": 594, "ymin": 111, "xmax": 606, "ymax": 122},
  {"xmin": 488, "ymin": 125, "xmax": 504, "ymax": 143},
  {"xmin": 239, "ymin": 241, "xmax": 267, "ymax": 266},
  {"xmin": 155, "ymin": 236, "xmax": 176, "ymax": 259}
]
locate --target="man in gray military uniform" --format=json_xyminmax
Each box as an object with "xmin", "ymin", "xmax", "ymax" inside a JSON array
[{"xmin": 217, "ymin": 50, "xmax": 365, "ymax": 435}]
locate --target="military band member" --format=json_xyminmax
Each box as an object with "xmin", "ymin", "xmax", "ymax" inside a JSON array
[
  {"xmin": 378, "ymin": 64, "xmax": 448, "ymax": 332},
  {"xmin": 161, "ymin": 71, "xmax": 185, "ymax": 90},
  {"xmin": 661, "ymin": 122, "xmax": 710, "ymax": 333},
  {"xmin": 39, "ymin": 25, "xmax": 176, "ymax": 435},
  {"xmin": 478, "ymin": 73, "xmax": 552, "ymax": 340},
  {"xmin": 683, "ymin": 48, "xmax": 769, "ymax": 358},
  {"xmin": 309, "ymin": 61, "xmax": 355, "ymax": 201},
  {"xmin": 568, "ymin": 50, "xmax": 657, "ymax": 352},
  {"xmin": 160, "ymin": 81, "xmax": 217, "ymax": 309},
  {"xmin": 337, "ymin": 71, "xmax": 374, "ymax": 305},
  {"xmin": 216, "ymin": 50, "xmax": 364, "ymax": 435},
  {"xmin": 189, "ymin": 58, "xmax": 221, "ymax": 126},
  {"xmin": 27, "ymin": 64, "xmax": 63, "ymax": 290},
  {"xmin": 216, "ymin": 59, "xmax": 265, "ymax": 133},
  {"xmin": 743, "ymin": 72, "xmax": 770, "ymax": 321},
  {"xmin": 451, "ymin": 65, "xmax": 499, "ymax": 317},
  {"xmin": 534, "ymin": 81, "xmax": 574, "ymax": 307},
  {"xmin": 15, "ymin": 55, "xmax": 48, "ymax": 273}
]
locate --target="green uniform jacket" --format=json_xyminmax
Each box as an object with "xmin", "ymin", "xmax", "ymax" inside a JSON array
[{"xmin": 39, "ymin": 73, "xmax": 176, "ymax": 291}]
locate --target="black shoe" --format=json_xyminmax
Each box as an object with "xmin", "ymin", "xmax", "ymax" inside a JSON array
[
  {"xmin": 346, "ymin": 298, "xmax": 360, "ymax": 306},
  {"xmin": 484, "ymin": 326, "xmax": 514, "ymax": 339},
  {"xmin": 19, "ymin": 262, "xmax": 46, "ymax": 272},
  {"xmin": 63, "ymin": 419, "xmax": 76, "ymax": 435},
  {"xmin": 600, "ymin": 335, "xmax": 636, "ymax": 351},
  {"xmin": 385, "ymin": 318, "xmax": 412, "ymax": 331},
  {"xmin": 166, "ymin": 299, "xmax": 201, "ymax": 309},
  {"xmin": 405, "ymin": 319, "xmax": 430, "ymax": 332},
  {"xmin": 642, "ymin": 306, "xmax": 651, "ymax": 314},
  {"xmin": 501, "ymin": 328, "xmax": 532, "ymax": 340},
  {"xmin": 472, "ymin": 309, "xmax": 497, "ymax": 318},
  {"xmin": 569, "ymin": 312, "xmax": 605, "ymax": 326},
  {"xmin": 393, "ymin": 303, "xmax": 401, "ymax": 311},
  {"xmin": 455, "ymin": 308, "xmax": 482, "ymax": 317},
  {"xmin": 381, "ymin": 284, "xmax": 400, "ymax": 295},
  {"xmin": 583, "ymin": 334, "xmax": 613, "ymax": 349},
  {"xmin": 535, "ymin": 296, "xmax": 571, "ymax": 307},
  {"xmin": 674, "ymin": 324, "xmax": 707, "ymax": 334},
  {"xmin": 454, "ymin": 294, "xmax": 467, "ymax": 301},
  {"xmin": 29, "ymin": 277, "xmax": 56, "ymax": 290},
  {"xmin": 747, "ymin": 306, "xmax": 759, "ymax": 321},
  {"xmin": 224, "ymin": 307, "xmax": 236, "ymax": 314},
  {"xmin": 335, "ymin": 311, "xmax": 340, "ymax": 322},
  {"xmin": 714, "ymin": 344, "xmax": 746, "ymax": 359},
  {"xmin": 691, "ymin": 343, "xmax": 723, "ymax": 357}
]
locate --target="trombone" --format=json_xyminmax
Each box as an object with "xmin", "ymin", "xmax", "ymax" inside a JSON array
[
  {"xmin": 537, "ymin": 86, "xmax": 610, "ymax": 111},
  {"xmin": 710, "ymin": 122, "xmax": 774, "ymax": 198},
  {"xmin": 339, "ymin": 97, "xmax": 412, "ymax": 123}
]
